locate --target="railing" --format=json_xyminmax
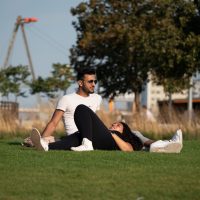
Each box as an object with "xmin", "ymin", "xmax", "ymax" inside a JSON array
[{"xmin": 0, "ymin": 101, "xmax": 19, "ymax": 119}]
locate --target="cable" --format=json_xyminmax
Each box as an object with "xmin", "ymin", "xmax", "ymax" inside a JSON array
[
  {"xmin": 32, "ymin": 24, "xmax": 67, "ymax": 50},
  {"xmin": 26, "ymin": 24, "xmax": 67, "ymax": 56}
]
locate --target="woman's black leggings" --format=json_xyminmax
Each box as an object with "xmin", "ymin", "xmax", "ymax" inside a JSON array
[{"xmin": 49, "ymin": 104, "xmax": 118, "ymax": 150}]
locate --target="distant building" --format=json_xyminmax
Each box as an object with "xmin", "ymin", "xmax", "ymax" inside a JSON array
[
  {"xmin": 103, "ymin": 73, "xmax": 200, "ymax": 114},
  {"xmin": 141, "ymin": 73, "xmax": 200, "ymax": 115}
]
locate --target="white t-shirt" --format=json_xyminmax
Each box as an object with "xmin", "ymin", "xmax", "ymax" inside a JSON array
[{"xmin": 56, "ymin": 93, "xmax": 102, "ymax": 135}]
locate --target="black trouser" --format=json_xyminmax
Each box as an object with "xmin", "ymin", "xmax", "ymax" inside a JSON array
[{"xmin": 49, "ymin": 105, "xmax": 119, "ymax": 150}]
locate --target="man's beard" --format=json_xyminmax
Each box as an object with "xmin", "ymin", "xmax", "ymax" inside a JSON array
[
  {"xmin": 82, "ymin": 86, "xmax": 94, "ymax": 94},
  {"xmin": 89, "ymin": 90, "xmax": 94, "ymax": 94}
]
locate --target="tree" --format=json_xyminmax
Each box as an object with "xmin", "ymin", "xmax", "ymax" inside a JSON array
[
  {"xmin": 70, "ymin": 0, "xmax": 151, "ymax": 111},
  {"xmin": 147, "ymin": 0, "xmax": 200, "ymax": 92},
  {"xmin": 70, "ymin": 0, "xmax": 200, "ymax": 111},
  {"xmin": 0, "ymin": 65, "xmax": 30, "ymax": 101},
  {"xmin": 29, "ymin": 63, "xmax": 74, "ymax": 98}
]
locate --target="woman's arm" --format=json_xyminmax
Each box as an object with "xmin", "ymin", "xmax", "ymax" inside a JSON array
[{"xmin": 111, "ymin": 133, "xmax": 134, "ymax": 152}]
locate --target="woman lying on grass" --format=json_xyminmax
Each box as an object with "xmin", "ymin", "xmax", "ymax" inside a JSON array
[{"xmin": 30, "ymin": 104, "xmax": 143, "ymax": 152}]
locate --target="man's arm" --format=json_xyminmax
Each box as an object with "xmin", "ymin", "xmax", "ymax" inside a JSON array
[
  {"xmin": 111, "ymin": 133, "xmax": 133, "ymax": 152},
  {"xmin": 41, "ymin": 109, "xmax": 64, "ymax": 138}
]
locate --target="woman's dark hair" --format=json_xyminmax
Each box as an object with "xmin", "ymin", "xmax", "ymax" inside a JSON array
[{"xmin": 121, "ymin": 122, "xmax": 143, "ymax": 151}]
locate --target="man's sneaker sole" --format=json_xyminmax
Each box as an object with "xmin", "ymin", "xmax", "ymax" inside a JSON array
[
  {"xmin": 150, "ymin": 142, "xmax": 182, "ymax": 153},
  {"xmin": 30, "ymin": 128, "xmax": 45, "ymax": 151}
]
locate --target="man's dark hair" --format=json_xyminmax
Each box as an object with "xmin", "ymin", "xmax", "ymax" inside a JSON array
[{"xmin": 76, "ymin": 68, "xmax": 96, "ymax": 81}]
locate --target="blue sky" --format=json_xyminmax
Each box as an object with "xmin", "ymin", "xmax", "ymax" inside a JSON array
[{"xmin": 0, "ymin": 0, "xmax": 85, "ymax": 107}]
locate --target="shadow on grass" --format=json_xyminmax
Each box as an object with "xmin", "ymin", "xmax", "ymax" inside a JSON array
[{"xmin": 8, "ymin": 141, "xmax": 22, "ymax": 146}]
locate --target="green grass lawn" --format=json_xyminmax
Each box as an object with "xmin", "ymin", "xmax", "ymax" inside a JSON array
[{"xmin": 0, "ymin": 138, "xmax": 200, "ymax": 200}]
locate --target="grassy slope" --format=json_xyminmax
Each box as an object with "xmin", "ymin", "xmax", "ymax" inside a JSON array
[{"xmin": 0, "ymin": 139, "xmax": 200, "ymax": 200}]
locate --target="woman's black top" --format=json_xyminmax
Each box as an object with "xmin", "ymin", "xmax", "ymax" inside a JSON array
[{"xmin": 110, "ymin": 130, "xmax": 143, "ymax": 151}]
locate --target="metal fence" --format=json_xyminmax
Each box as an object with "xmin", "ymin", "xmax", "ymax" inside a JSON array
[{"xmin": 0, "ymin": 101, "xmax": 19, "ymax": 119}]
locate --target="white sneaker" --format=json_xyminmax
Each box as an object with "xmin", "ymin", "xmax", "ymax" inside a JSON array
[
  {"xmin": 30, "ymin": 128, "xmax": 49, "ymax": 151},
  {"xmin": 150, "ymin": 129, "xmax": 183, "ymax": 153},
  {"xmin": 43, "ymin": 136, "xmax": 55, "ymax": 143},
  {"xmin": 171, "ymin": 129, "xmax": 183, "ymax": 144},
  {"xmin": 71, "ymin": 138, "xmax": 94, "ymax": 151}
]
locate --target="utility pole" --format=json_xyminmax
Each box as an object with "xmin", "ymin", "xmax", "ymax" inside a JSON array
[
  {"xmin": 20, "ymin": 22, "xmax": 36, "ymax": 80},
  {"xmin": 3, "ymin": 16, "xmax": 20, "ymax": 68},
  {"xmin": 188, "ymin": 77, "xmax": 193, "ymax": 123},
  {"xmin": 3, "ymin": 16, "xmax": 41, "ymax": 108},
  {"xmin": 3, "ymin": 15, "xmax": 38, "ymax": 81}
]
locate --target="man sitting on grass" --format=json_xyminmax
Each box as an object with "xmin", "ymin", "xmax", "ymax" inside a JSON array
[{"xmin": 23, "ymin": 67, "xmax": 102, "ymax": 146}]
